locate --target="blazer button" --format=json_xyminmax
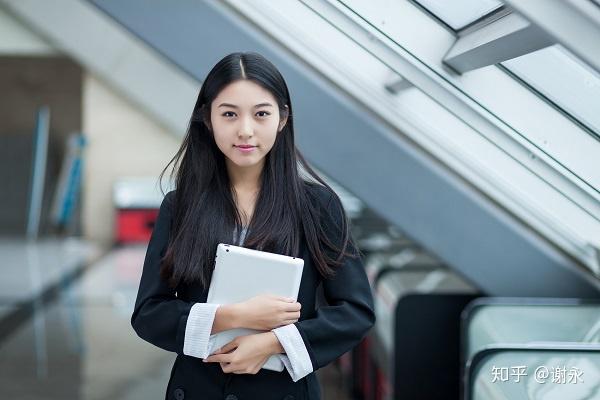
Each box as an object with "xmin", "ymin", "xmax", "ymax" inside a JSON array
[
  {"xmin": 225, "ymin": 395, "xmax": 238, "ymax": 400},
  {"xmin": 173, "ymin": 388, "xmax": 185, "ymax": 400}
]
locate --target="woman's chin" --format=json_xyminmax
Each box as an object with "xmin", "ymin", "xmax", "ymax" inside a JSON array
[{"xmin": 229, "ymin": 157, "xmax": 262, "ymax": 168}]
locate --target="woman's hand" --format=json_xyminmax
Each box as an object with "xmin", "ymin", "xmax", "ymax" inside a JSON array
[
  {"xmin": 202, "ymin": 332, "xmax": 282, "ymax": 374},
  {"xmin": 235, "ymin": 294, "xmax": 301, "ymax": 330}
]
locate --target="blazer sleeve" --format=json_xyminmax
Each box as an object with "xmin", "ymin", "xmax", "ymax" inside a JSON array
[
  {"xmin": 293, "ymin": 189, "xmax": 376, "ymax": 372},
  {"xmin": 131, "ymin": 191, "xmax": 212, "ymax": 355}
]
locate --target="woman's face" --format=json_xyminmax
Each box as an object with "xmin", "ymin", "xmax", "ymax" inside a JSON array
[{"xmin": 210, "ymin": 79, "xmax": 287, "ymax": 171}]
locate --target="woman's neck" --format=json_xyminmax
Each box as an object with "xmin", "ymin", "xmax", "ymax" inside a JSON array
[{"xmin": 226, "ymin": 158, "xmax": 263, "ymax": 193}]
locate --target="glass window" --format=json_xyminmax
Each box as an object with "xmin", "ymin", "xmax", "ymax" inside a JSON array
[
  {"xmin": 413, "ymin": 0, "xmax": 503, "ymax": 30},
  {"xmin": 502, "ymin": 44, "xmax": 600, "ymax": 140}
]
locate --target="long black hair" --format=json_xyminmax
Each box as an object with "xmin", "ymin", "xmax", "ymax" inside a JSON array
[{"xmin": 158, "ymin": 51, "xmax": 359, "ymax": 289}]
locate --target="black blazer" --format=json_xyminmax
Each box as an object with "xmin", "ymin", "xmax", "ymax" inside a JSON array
[{"xmin": 131, "ymin": 184, "xmax": 376, "ymax": 400}]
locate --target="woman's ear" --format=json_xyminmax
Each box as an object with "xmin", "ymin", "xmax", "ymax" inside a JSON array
[{"xmin": 278, "ymin": 105, "xmax": 289, "ymax": 132}]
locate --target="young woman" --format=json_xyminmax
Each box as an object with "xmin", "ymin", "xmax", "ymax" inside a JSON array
[{"xmin": 131, "ymin": 52, "xmax": 375, "ymax": 400}]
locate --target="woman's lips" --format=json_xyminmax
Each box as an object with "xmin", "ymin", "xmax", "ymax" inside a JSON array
[{"xmin": 235, "ymin": 145, "xmax": 256, "ymax": 153}]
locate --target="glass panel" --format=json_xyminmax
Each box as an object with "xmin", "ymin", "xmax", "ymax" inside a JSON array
[
  {"xmin": 503, "ymin": 44, "xmax": 600, "ymax": 140},
  {"xmin": 466, "ymin": 304, "xmax": 600, "ymax": 362},
  {"xmin": 413, "ymin": 0, "xmax": 503, "ymax": 30},
  {"xmin": 471, "ymin": 349, "xmax": 600, "ymax": 399},
  {"xmin": 326, "ymin": 0, "xmax": 600, "ymax": 270}
]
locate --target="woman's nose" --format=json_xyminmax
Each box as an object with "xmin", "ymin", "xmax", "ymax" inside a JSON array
[{"xmin": 238, "ymin": 117, "xmax": 254, "ymax": 138}]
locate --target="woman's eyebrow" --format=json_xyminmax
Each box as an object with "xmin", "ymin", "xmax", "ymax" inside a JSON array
[{"xmin": 217, "ymin": 102, "xmax": 273, "ymax": 108}]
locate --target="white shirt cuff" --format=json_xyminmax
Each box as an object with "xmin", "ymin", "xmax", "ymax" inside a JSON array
[
  {"xmin": 272, "ymin": 324, "xmax": 314, "ymax": 382},
  {"xmin": 183, "ymin": 303, "xmax": 220, "ymax": 359}
]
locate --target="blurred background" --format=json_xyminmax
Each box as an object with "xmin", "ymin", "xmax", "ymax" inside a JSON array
[{"xmin": 0, "ymin": 0, "xmax": 599, "ymax": 399}]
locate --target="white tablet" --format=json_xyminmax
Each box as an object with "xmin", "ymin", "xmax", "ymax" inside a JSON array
[{"xmin": 206, "ymin": 243, "xmax": 304, "ymax": 372}]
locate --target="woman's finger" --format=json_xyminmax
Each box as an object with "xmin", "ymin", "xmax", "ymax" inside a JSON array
[
  {"xmin": 221, "ymin": 362, "xmax": 238, "ymax": 374},
  {"xmin": 204, "ymin": 353, "xmax": 232, "ymax": 363},
  {"xmin": 283, "ymin": 302, "xmax": 301, "ymax": 311},
  {"xmin": 219, "ymin": 362, "xmax": 227, "ymax": 370},
  {"xmin": 216, "ymin": 340, "xmax": 238, "ymax": 355},
  {"xmin": 276, "ymin": 295, "xmax": 295, "ymax": 302}
]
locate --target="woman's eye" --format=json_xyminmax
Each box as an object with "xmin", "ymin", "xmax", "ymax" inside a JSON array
[{"xmin": 221, "ymin": 111, "xmax": 270, "ymax": 118}]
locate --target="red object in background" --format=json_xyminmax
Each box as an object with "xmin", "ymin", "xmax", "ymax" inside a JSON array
[{"xmin": 115, "ymin": 208, "xmax": 159, "ymax": 243}]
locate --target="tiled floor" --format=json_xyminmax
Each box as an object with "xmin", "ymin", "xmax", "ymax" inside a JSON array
[{"xmin": 0, "ymin": 239, "xmax": 352, "ymax": 400}]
